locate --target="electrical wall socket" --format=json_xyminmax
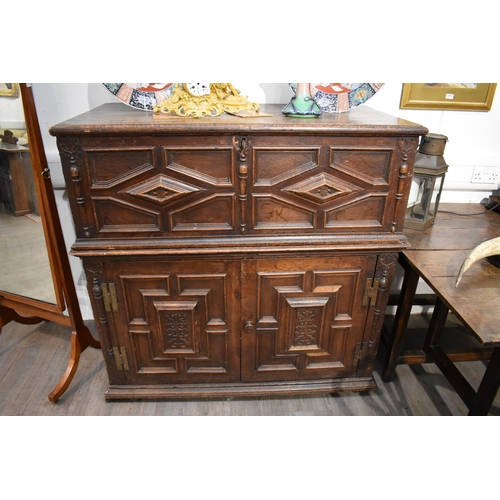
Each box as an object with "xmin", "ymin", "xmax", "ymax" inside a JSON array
[{"xmin": 471, "ymin": 166, "xmax": 500, "ymax": 183}]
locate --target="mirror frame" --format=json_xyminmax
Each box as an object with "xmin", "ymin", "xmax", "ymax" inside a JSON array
[{"xmin": 0, "ymin": 83, "xmax": 100, "ymax": 403}]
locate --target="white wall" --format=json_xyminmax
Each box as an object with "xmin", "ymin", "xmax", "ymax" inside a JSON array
[
  {"xmin": 31, "ymin": 83, "xmax": 500, "ymax": 319},
  {"xmin": 0, "ymin": 94, "xmax": 26, "ymax": 129},
  {"xmin": 367, "ymin": 85, "xmax": 500, "ymax": 203}
]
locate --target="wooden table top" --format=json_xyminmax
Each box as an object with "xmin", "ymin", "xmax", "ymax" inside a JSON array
[{"xmin": 402, "ymin": 203, "xmax": 500, "ymax": 346}]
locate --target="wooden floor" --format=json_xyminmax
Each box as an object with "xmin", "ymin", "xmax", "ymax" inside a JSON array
[
  {"xmin": 0, "ymin": 210, "xmax": 56, "ymax": 304},
  {"xmin": 1, "ymin": 313, "xmax": 499, "ymax": 416}
]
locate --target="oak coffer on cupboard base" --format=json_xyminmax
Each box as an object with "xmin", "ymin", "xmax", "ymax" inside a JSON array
[{"xmin": 50, "ymin": 103, "xmax": 427, "ymax": 400}]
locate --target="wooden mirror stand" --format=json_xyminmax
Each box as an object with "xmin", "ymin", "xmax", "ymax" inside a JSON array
[{"xmin": 0, "ymin": 83, "xmax": 100, "ymax": 403}]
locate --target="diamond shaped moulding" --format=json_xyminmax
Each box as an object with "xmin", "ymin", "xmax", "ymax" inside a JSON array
[
  {"xmin": 124, "ymin": 174, "xmax": 202, "ymax": 205},
  {"xmin": 284, "ymin": 173, "xmax": 361, "ymax": 205}
]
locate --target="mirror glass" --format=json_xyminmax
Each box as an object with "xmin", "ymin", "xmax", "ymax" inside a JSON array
[{"xmin": 0, "ymin": 84, "xmax": 57, "ymax": 304}]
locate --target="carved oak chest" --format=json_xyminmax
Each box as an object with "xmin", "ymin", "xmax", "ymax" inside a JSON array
[{"xmin": 50, "ymin": 103, "xmax": 427, "ymax": 400}]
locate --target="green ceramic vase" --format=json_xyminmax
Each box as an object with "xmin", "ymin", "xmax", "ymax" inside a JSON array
[{"xmin": 282, "ymin": 83, "xmax": 322, "ymax": 118}]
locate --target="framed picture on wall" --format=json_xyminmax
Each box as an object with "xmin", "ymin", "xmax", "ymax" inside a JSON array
[
  {"xmin": 400, "ymin": 83, "xmax": 497, "ymax": 111},
  {"xmin": 0, "ymin": 83, "xmax": 20, "ymax": 97}
]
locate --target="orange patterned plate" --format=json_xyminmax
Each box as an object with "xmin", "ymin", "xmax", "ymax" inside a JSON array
[
  {"xmin": 290, "ymin": 83, "xmax": 384, "ymax": 113},
  {"xmin": 103, "ymin": 83, "xmax": 174, "ymax": 111}
]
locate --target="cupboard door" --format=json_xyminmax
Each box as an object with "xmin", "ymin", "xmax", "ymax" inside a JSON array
[
  {"xmin": 99, "ymin": 258, "xmax": 241, "ymax": 385},
  {"xmin": 241, "ymin": 255, "xmax": 376, "ymax": 382}
]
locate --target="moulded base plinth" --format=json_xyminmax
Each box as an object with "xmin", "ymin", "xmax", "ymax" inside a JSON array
[{"xmin": 104, "ymin": 377, "xmax": 377, "ymax": 401}]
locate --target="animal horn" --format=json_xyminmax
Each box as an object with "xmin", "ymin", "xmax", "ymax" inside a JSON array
[{"xmin": 455, "ymin": 235, "xmax": 500, "ymax": 286}]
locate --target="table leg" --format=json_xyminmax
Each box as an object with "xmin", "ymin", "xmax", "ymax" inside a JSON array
[
  {"xmin": 423, "ymin": 296, "xmax": 449, "ymax": 352},
  {"xmin": 382, "ymin": 256, "xmax": 420, "ymax": 381},
  {"xmin": 468, "ymin": 347, "xmax": 500, "ymax": 416},
  {"xmin": 425, "ymin": 298, "xmax": 500, "ymax": 416}
]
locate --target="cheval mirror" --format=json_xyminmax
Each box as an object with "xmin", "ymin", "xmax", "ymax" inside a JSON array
[{"xmin": 0, "ymin": 83, "xmax": 99, "ymax": 402}]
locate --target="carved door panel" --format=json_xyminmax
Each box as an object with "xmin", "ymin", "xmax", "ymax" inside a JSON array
[
  {"xmin": 96, "ymin": 258, "xmax": 241, "ymax": 385},
  {"xmin": 240, "ymin": 255, "xmax": 377, "ymax": 382}
]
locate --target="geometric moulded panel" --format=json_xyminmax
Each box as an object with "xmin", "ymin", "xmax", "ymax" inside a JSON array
[
  {"xmin": 124, "ymin": 174, "xmax": 202, "ymax": 205},
  {"xmin": 116, "ymin": 264, "xmax": 239, "ymax": 382},
  {"xmin": 253, "ymin": 283, "xmax": 349, "ymax": 375},
  {"xmin": 248, "ymin": 266, "xmax": 365, "ymax": 379},
  {"xmin": 284, "ymin": 172, "xmax": 361, "ymax": 205},
  {"xmin": 239, "ymin": 254, "xmax": 379, "ymax": 385}
]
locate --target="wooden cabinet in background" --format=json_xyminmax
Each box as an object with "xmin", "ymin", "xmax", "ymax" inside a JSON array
[
  {"xmin": 50, "ymin": 103, "xmax": 427, "ymax": 400},
  {"xmin": 0, "ymin": 143, "xmax": 34, "ymax": 216}
]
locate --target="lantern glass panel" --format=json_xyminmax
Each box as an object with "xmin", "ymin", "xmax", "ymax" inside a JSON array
[
  {"xmin": 405, "ymin": 172, "xmax": 445, "ymax": 229},
  {"xmin": 428, "ymin": 175, "xmax": 444, "ymax": 220}
]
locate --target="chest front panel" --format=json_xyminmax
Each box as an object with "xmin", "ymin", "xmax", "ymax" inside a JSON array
[{"xmin": 58, "ymin": 134, "xmax": 409, "ymax": 240}]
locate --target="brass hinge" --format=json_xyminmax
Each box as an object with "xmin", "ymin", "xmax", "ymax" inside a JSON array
[
  {"xmin": 362, "ymin": 278, "xmax": 380, "ymax": 307},
  {"xmin": 101, "ymin": 282, "xmax": 118, "ymax": 312},
  {"xmin": 352, "ymin": 342, "xmax": 369, "ymax": 366},
  {"xmin": 113, "ymin": 347, "xmax": 129, "ymax": 371}
]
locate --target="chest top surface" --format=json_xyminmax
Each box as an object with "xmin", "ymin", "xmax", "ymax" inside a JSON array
[{"xmin": 49, "ymin": 103, "xmax": 427, "ymax": 137}]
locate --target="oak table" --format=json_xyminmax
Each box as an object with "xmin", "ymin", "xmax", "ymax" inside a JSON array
[{"xmin": 382, "ymin": 203, "xmax": 500, "ymax": 415}]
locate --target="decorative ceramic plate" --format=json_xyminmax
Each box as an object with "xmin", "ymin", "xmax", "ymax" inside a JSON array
[
  {"xmin": 290, "ymin": 83, "xmax": 384, "ymax": 113},
  {"xmin": 103, "ymin": 83, "xmax": 174, "ymax": 111}
]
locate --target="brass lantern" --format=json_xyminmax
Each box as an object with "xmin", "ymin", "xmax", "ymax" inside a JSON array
[{"xmin": 404, "ymin": 133, "xmax": 449, "ymax": 230}]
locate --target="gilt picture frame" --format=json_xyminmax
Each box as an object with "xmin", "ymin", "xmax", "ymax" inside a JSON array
[
  {"xmin": 0, "ymin": 83, "xmax": 20, "ymax": 97},
  {"xmin": 400, "ymin": 83, "xmax": 497, "ymax": 111}
]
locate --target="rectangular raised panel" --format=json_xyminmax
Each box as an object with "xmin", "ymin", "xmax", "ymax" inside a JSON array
[
  {"xmin": 85, "ymin": 148, "xmax": 156, "ymax": 187},
  {"xmin": 170, "ymin": 194, "xmax": 235, "ymax": 231},
  {"xmin": 93, "ymin": 197, "xmax": 162, "ymax": 234},
  {"xmin": 253, "ymin": 196, "xmax": 315, "ymax": 229},
  {"xmin": 253, "ymin": 147, "xmax": 320, "ymax": 186},
  {"xmin": 325, "ymin": 195, "xmax": 386, "ymax": 228},
  {"xmin": 285, "ymin": 296, "xmax": 329, "ymax": 350},
  {"xmin": 155, "ymin": 301, "xmax": 198, "ymax": 354},
  {"xmin": 330, "ymin": 149, "xmax": 392, "ymax": 184},
  {"xmin": 165, "ymin": 147, "xmax": 234, "ymax": 186}
]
